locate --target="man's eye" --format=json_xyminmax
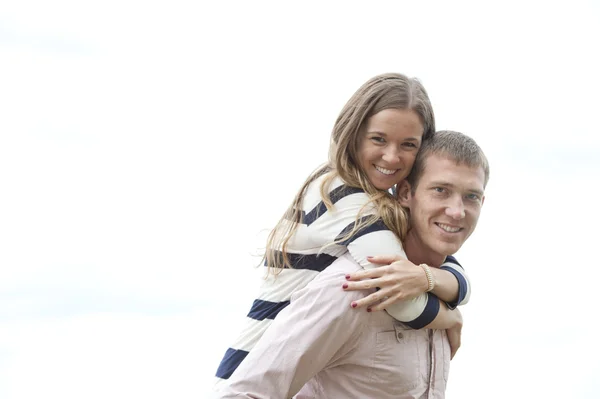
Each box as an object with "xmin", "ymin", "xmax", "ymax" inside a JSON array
[
  {"xmin": 466, "ymin": 193, "xmax": 481, "ymax": 201},
  {"xmin": 433, "ymin": 187, "xmax": 445, "ymax": 193}
]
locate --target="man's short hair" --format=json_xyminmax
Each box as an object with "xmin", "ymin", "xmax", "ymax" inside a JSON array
[{"xmin": 407, "ymin": 130, "xmax": 490, "ymax": 190}]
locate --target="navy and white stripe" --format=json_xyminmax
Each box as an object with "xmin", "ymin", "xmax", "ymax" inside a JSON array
[
  {"xmin": 214, "ymin": 174, "xmax": 471, "ymax": 386},
  {"xmin": 441, "ymin": 255, "xmax": 470, "ymax": 309}
]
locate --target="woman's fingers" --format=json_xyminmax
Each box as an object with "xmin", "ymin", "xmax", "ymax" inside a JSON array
[
  {"xmin": 345, "ymin": 268, "xmax": 384, "ymax": 282},
  {"xmin": 345, "ymin": 257, "xmax": 411, "ymax": 282},
  {"xmin": 348, "ymin": 288, "xmax": 402, "ymax": 310},
  {"xmin": 343, "ymin": 272, "xmax": 395, "ymax": 291},
  {"xmin": 366, "ymin": 255, "xmax": 404, "ymax": 265},
  {"xmin": 367, "ymin": 296, "xmax": 398, "ymax": 312},
  {"xmin": 350, "ymin": 292, "xmax": 382, "ymax": 309},
  {"xmin": 343, "ymin": 279, "xmax": 380, "ymax": 291}
]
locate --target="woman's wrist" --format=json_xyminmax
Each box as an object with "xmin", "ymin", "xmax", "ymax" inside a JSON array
[{"xmin": 419, "ymin": 263, "xmax": 436, "ymax": 292}]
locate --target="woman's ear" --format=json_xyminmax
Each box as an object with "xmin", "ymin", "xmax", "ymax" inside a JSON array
[{"xmin": 396, "ymin": 180, "xmax": 412, "ymax": 207}]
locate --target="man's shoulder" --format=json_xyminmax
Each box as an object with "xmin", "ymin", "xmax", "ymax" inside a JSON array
[
  {"xmin": 293, "ymin": 254, "xmax": 363, "ymax": 302},
  {"xmin": 319, "ymin": 254, "xmax": 362, "ymax": 276}
]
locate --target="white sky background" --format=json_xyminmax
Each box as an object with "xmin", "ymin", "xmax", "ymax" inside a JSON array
[{"xmin": 1, "ymin": 1, "xmax": 599, "ymax": 398}]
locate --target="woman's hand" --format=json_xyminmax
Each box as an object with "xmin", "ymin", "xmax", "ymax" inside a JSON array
[{"xmin": 343, "ymin": 255, "xmax": 429, "ymax": 311}]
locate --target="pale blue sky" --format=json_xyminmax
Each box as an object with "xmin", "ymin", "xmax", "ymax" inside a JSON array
[{"xmin": 1, "ymin": 1, "xmax": 599, "ymax": 398}]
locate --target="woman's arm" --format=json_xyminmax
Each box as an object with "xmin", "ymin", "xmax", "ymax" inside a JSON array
[
  {"xmin": 343, "ymin": 255, "xmax": 470, "ymax": 313},
  {"xmin": 309, "ymin": 180, "xmax": 469, "ymax": 329},
  {"xmin": 438, "ymin": 255, "xmax": 470, "ymax": 308}
]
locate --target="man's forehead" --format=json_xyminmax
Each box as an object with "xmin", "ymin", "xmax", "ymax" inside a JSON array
[{"xmin": 421, "ymin": 154, "xmax": 485, "ymax": 190}]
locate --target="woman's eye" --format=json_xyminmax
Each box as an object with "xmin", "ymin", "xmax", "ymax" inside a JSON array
[
  {"xmin": 371, "ymin": 137, "xmax": 385, "ymax": 144},
  {"xmin": 403, "ymin": 142, "xmax": 417, "ymax": 148}
]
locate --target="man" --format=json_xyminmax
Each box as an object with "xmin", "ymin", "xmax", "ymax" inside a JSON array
[{"xmin": 215, "ymin": 130, "xmax": 489, "ymax": 398}]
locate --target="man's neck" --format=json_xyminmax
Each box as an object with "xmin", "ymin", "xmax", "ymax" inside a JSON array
[{"xmin": 404, "ymin": 231, "xmax": 447, "ymax": 268}]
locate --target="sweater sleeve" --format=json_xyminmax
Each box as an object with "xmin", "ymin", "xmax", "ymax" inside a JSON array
[{"xmin": 440, "ymin": 255, "xmax": 471, "ymax": 309}]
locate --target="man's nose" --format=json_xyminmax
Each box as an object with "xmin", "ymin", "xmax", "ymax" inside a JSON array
[{"xmin": 445, "ymin": 196, "xmax": 466, "ymax": 220}]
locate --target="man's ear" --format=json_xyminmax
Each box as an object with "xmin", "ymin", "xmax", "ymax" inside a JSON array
[{"xmin": 396, "ymin": 180, "xmax": 412, "ymax": 207}]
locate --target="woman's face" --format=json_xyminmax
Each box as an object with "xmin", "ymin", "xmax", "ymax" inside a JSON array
[{"xmin": 357, "ymin": 108, "xmax": 424, "ymax": 190}]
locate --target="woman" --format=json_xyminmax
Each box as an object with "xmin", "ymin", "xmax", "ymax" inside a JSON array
[{"xmin": 214, "ymin": 72, "xmax": 470, "ymax": 384}]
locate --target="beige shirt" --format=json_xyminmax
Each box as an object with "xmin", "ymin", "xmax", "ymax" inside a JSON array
[{"xmin": 215, "ymin": 254, "xmax": 451, "ymax": 399}]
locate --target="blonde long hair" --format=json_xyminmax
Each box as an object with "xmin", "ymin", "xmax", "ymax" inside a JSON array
[{"xmin": 264, "ymin": 73, "xmax": 435, "ymax": 273}]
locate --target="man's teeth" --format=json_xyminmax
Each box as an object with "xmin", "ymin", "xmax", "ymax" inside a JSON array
[
  {"xmin": 437, "ymin": 223, "xmax": 461, "ymax": 233},
  {"xmin": 375, "ymin": 166, "xmax": 396, "ymax": 175}
]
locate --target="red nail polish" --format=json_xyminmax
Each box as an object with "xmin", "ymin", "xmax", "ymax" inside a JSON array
[
  {"xmin": 367, "ymin": 308, "xmax": 372, "ymax": 312},
  {"xmin": 351, "ymin": 302, "xmax": 357, "ymax": 308},
  {"xmin": 342, "ymin": 283, "xmax": 348, "ymax": 289},
  {"xmin": 345, "ymin": 274, "xmax": 350, "ymax": 280}
]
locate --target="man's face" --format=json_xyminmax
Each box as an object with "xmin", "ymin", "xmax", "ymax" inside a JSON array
[{"xmin": 399, "ymin": 153, "xmax": 486, "ymax": 259}]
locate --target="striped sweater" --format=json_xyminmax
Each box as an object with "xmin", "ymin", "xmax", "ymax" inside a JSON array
[{"xmin": 215, "ymin": 174, "xmax": 470, "ymax": 384}]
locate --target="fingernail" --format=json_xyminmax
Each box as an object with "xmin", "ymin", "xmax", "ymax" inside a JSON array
[
  {"xmin": 366, "ymin": 256, "xmax": 373, "ymax": 259},
  {"xmin": 345, "ymin": 274, "xmax": 350, "ymax": 280},
  {"xmin": 351, "ymin": 302, "xmax": 357, "ymax": 308},
  {"xmin": 367, "ymin": 308, "xmax": 372, "ymax": 312},
  {"xmin": 342, "ymin": 283, "xmax": 348, "ymax": 289}
]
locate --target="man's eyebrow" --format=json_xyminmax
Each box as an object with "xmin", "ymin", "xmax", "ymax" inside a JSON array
[
  {"xmin": 429, "ymin": 181, "xmax": 484, "ymax": 196},
  {"xmin": 429, "ymin": 180, "xmax": 452, "ymax": 187}
]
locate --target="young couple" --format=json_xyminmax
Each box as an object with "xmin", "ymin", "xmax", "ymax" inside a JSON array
[{"xmin": 213, "ymin": 73, "xmax": 489, "ymax": 398}]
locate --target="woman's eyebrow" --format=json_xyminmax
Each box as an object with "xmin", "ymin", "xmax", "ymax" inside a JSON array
[{"xmin": 366, "ymin": 130, "xmax": 387, "ymax": 135}]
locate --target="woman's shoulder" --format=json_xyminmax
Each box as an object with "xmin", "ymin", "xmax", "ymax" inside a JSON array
[
  {"xmin": 302, "ymin": 173, "xmax": 372, "ymax": 214},
  {"xmin": 307, "ymin": 173, "xmax": 365, "ymax": 195}
]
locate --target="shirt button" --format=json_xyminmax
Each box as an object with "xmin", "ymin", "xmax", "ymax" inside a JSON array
[{"xmin": 397, "ymin": 332, "xmax": 404, "ymax": 340}]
